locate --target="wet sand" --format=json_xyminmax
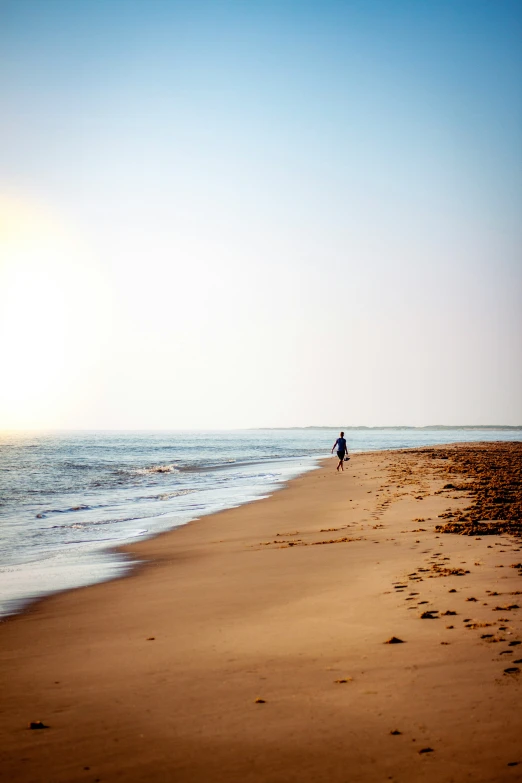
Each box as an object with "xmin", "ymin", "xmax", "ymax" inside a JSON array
[{"xmin": 1, "ymin": 444, "xmax": 521, "ymax": 782}]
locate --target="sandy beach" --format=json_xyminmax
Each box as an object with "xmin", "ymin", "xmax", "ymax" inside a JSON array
[{"xmin": 1, "ymin": 443, "xmax": 521, "ymax": 782}]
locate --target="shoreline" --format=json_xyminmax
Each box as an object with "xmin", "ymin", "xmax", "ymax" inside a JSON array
[
  {"xmin": 0, "ymin": 441, "xmax": 487, "ymax": 623},
  {"xmin": 0, "ymin": 454, "xmax": 324, "ymax": 622},
  {"xmin": 2, "ymin": 430, "xmax": 520, "ymax": 622},
  {"xmin": 0, "ymin": 451, "xmax": 325, "ymax": 621},
  {"xmin": 1, "ymin": 443, "xmax": 521, "ymax": 782}
]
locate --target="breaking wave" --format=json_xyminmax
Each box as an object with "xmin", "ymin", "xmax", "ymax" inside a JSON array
[{"xmin": 134, "ymin": 464, "xmax": 179, "ymax": 475}]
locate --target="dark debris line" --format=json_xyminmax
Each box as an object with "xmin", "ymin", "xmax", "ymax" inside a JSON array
[{"xmin": 400, "ymin": 443, "xmax": 522, "ymax": 537}]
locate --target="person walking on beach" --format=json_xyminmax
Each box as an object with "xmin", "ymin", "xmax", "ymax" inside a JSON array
[{"xmin": 331, "ymin": 431, "xmax": 349, "ymax": 471}]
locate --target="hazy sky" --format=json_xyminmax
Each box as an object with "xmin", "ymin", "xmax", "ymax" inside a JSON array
[{"xmin": 1, "ymin": 0, "xmax": 521, "ymax": 429}]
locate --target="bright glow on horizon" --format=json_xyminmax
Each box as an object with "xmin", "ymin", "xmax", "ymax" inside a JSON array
[
  {"xmin": 0, "ymin": 193, "xmax": 114, "ymax": 428},
  {"xmin": 1, "ymin": 1, "xmax": 521, "ymax": 429}
]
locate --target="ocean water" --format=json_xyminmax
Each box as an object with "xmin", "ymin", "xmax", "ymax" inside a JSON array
[{"xmin": 1, "ymin": 428, "xmax": 520, "ymax": 617}]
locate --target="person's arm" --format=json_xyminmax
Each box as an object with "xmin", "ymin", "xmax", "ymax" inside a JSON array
[{"xmin": 331, "ymin": 439, "xmax": 338, "ymax": 453}]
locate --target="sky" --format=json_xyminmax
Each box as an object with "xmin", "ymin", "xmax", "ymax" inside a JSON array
[{"xmin": 1, "ymin": 0, "xmax": 521, "ymax": 429}]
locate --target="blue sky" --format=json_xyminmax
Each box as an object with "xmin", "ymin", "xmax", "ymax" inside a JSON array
[{"xmin": 1, "ymin": 0, "xmax": 521, "ymax": 428}]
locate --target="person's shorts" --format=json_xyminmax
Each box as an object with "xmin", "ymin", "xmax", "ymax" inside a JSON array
[{"xmin": 337, "ymin": 450, "xmax": 346, "ymax": 460}]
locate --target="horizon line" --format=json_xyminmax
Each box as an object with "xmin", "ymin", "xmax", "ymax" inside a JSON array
[{"xmin": 1, "ymin": 424, "xmax": 522, "ymax": 434}]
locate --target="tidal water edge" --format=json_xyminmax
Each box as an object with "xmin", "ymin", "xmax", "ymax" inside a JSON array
[{"xmin": 1, "ymin": 428, "xmax": 520, "ymax": 617}]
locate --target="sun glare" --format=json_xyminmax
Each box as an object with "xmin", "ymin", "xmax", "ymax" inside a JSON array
[{"xmin": 0, "ymin": 194, "xmax": 111, "ymax": 429}]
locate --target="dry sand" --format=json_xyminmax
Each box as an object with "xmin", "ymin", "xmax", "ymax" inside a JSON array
[{"xmin": 1, "ymin": 445, "xmax": 521, "ymax": 782}]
